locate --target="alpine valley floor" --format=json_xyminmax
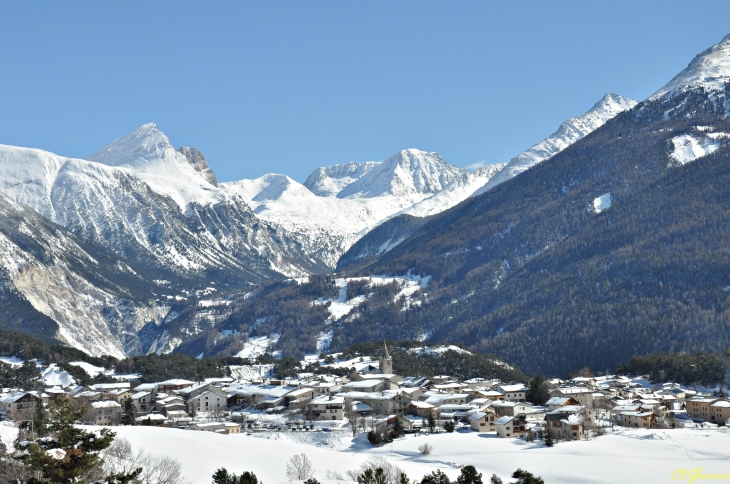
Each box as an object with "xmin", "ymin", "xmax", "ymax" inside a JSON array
[{"xmin": 2, "ymin": 423, "xmax": 727, "ymax": 483}]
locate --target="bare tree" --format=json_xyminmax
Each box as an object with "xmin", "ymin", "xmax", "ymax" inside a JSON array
[
  {"xmin": 418, "ymin": 443, "xmax": 433, "ymax": 456},
  {"xmin": 101, "ymin": 438, "xmax": 193, "ymax": 484},
  {"xmin": 325, "ymin": 470, "xmax": 345, "ymax": 480},
  {"xmin": 346, "ymin": 456, "xmax": 406, "ymax": 484},
  {"xmin": 285, "ymin": 453, "xmax": 315, "ymax": 481}
]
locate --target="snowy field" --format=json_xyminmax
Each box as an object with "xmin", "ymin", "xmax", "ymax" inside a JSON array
[{"xmin": 4, "ymin": 423, "xmax": 727, "ymax": 483}]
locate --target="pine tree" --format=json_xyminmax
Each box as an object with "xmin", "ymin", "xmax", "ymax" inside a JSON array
[
  {"xmin": 421, "ymin": 470, "xmax": 451, "ymax": 484},
  {"xmin": 392, "ymin": 418, "xmax": 405, "ymax": 438},
  {"xmin": 121, "ymin": 397, "xmax": 137, "ymax": 426},
  {"xmin": 14, "ymin": 398, "xmax": 140, "ymax": 483},
  {"xmin": 456, "ymin": 465, "xmax": 482, "ymax": 484},
  {"xmin": 510, "ymin": 469, "xmax": 544, "ymax": 484},
  {"xmin": 427, "ymin": 412, "xmax": 436, "ymax": 433},
  {"xmin": 543, "ymin": 427, "xmax": 554, "ymax": 448}
]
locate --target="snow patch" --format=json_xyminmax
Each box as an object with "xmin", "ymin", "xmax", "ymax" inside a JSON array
[
  {"xmin": 669, "ymin": 134, "xmax": 720, "ymax": 165},
  {"xmin": 593, "ymin": 193, "xmax": 612, "ymax": 213}
]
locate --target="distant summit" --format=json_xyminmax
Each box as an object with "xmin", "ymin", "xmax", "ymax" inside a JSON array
[{"xmin": 651, "ymin": 33, "xmax": 730, "ymax": 100}]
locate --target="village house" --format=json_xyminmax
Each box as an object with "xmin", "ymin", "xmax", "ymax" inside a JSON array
[
  {"xmin": 621, "ymin": 411, "xmax": 657, "ymax": 428},
  {"xmin": 85, "ymin": 400, "xmax": 122, "ymax": 425},
  {"xmin": 686, "ymin": 397, "xmax": 718, "ymax": 420},
  {"xmin": 545, "ymin": 413, "xmax": 585, "ymax": 440},
  {"xmin": 157, "ymin": 379, "xmax": 195, "ymax": 392},
  {"xmin": 469, "ymin": 410, "xmax": 496, "ymax": 432},
  {"xmin": 306, "ymin": 395, "xmax": 344, "ymax": 421},
  {"xmin": 0, "ymin": 392, "xmax": 42, "ymax": 421},
  {"xmin": 495, "ymin": 415, "xmax": 527, "ymax": 438},
  {"xmin": 189, "ymin": 390, "xmax": 228, "ymax": 415},
  {"xmin": 131, "ymin": 391, "xmax": 153, "ymax": 414},
  {"xmin": 499, "ymin": 384, "xmax": 528, "ymax": 402},
  {"xmin": 555, "ymin": 387, "xmax": 594, "ymax": 408},
  {"xmin": 709, "ymin": 400, "xmax": 730, "ymax": 424}
]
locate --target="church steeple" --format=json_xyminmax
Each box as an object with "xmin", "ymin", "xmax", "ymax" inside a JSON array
[{"xmin": 379, "ymin": 342, "xmax": 393, "ymax": 374}]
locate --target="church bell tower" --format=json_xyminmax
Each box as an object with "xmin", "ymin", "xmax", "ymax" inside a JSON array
[{"xmin": 379, "ymin": 342, "xmax": 393, "ymax": 374}]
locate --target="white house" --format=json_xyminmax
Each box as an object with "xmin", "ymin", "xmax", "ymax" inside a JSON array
[
  {"xmin": 307, "ymin": 395, "xmax": 345, "ymax": 421},
  {"xmin": 499, "ymin": 384, "xmax": 527, "ymax": 403},
  {"xmin": 189, "ymin": 390, "xmax": 228, "ymax": 414}
]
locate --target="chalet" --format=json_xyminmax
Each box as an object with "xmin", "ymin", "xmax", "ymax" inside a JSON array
[
  {"xmin": 0, "ymin": 392, "xmax": 42, "ymax": 421},
  {"xmin": 545, "ymin": 413, "xmax": 585, "ymax": 440},
  {"xmin": 469, "ymin": 411, "xmax": 496, "ymax": 432},
  {"xmin": 545, "ymin": 396, "xmax": 581, "ymax": 411},
  {"xmin": 495, "ymin": 415, "xmax": 527, "ymax": 438},
  {"xmin": 621, "ymin": 411, "xmax": 657, "ymax": 428},
  {"xmin": 157, "ymin": 379, "xmax": 195, "ymax": 392},
  {"xmin": 408, "ymin": 401, "xmax": 437, "ymax": 418},
  {"xmin": 397, "ymin": 415, "xmax": 423, "ymax": 433}
]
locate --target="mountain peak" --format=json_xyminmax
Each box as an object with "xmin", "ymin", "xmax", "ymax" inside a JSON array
[
  {"xmin": 88, "ymin": 122, "xmax": 174, "ymax": 167},
  {"xmin": 337, "ymin": 149, "xmax": 468, "ymax": 199},
  {"xmin": 651, "ymin": 33, "xmax": 730, "ymax": 100}
]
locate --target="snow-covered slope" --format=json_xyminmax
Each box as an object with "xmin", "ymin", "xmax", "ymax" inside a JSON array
[
  {"xmin": 472, "ymin": 93, "xmax": 637, "ymax": 197},
  {"xmin": 651, "ymin": 33, "xmax": 730, "ymax": 100},
  {"xmin": 226, "ymin": 149, "xmax": 505, "ymax": 265}
]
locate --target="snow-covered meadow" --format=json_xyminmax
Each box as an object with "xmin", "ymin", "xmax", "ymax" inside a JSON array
[{"xmin": 3, "ymin": 422, "xmax": 726, "ymax": 484}]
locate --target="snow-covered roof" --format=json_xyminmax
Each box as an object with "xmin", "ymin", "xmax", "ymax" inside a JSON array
[
  {"xmin": 91, "ymin": 401, "xmax": 121, "ymax": 409},
  {"xmin": 158, "ymin": 379, "xmax": 195, "ymax": 386},
  {"xmin": 711, "ymin": 400, "xmax": 730, "ymax": 408},
  {"xmin": 499, "ymin": 384, "xmax": 527, "ymax": 393},
  {"xmin": 311, "ymin": 395, "xmax": 344, "ymax": 405},
  {"xmin": 494, "ymin": 416, "xmax": 515, "ymax": 425},
  {"xmin": 341, "ymin": 380, "xmax": 383, "ymax": 389}
]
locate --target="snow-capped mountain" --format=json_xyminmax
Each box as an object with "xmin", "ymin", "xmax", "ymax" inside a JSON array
[
  {"xmin": 226, "ymin": 149, "xmax": 504, "ymax": 265},
  {"xmin": 0, "ymin": 124, "xmax": 329, "ymax": 286},
  {"xmin": 304, "ymin": 161, "xmax": 379, "ymax": 197},
  {"xmin": 650, "ymin": 33, "xmax": 730, "ymax": 101},
  {"xmin": 0, "ymin": 191, "xmax": 164, "ymax": 358},
  {"xmin": 472, "ymin": 93, "xmax": 637, "ymax": 197}
]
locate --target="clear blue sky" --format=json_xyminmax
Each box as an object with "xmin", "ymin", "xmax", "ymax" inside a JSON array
[{"xmin": 1, "ymin": 2, "xmax": 729, "ymax": 183}]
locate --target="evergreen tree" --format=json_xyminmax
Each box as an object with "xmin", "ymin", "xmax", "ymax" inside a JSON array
[
  {"xmin": 392, "ymin": 418, "xmax": 405, "ymax": 438},
  {"xmin": 456, "ymin": 466, "xmax": 482, "ymax": 484},
  {"xmin": 444, "ymin": 420, "xmax": 455, "ymax": 433},
  {"xmin": 543, "ymin": 427, "xmax": 554, "ymax": 448},
  {"xmin": 427, "ymin": 413, "xmax": 436, "ymax": 433},
  {"xmin": 525, "ymin": 376, "xmax": 550, "ymax": 405},
  {"xmin": 489, "ymin": 475, "xmax": 503, "ymax": 484},
  {"xmin": 212, "ymin": 468, "xmax": 236, "ymax": 484},
  {"xmin": 510, "ymin": 469, "xmax": 544, "ymax": 484},
  {"xmin": 240, "ymin": 471, "xmax": 260, "ymax": 484},
  {"xmin": 12, "ymin": 398, "xmax": 140, "ymax": 483},
  {"xmin": 121, "ymin": 397, "xmax": 137, "ymax": 426},
  {"xmin": 358, "ymin": 468, "xmax": 388, "ymax": 484},
  {"xmin": 421, "ymin": 470, "xmax": 451, "ymax": 484}
]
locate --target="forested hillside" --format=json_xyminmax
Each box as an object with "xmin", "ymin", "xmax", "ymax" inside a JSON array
[{"xmin": 333, "ymin": 88, "xmax": 730, "ymax": 376}]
